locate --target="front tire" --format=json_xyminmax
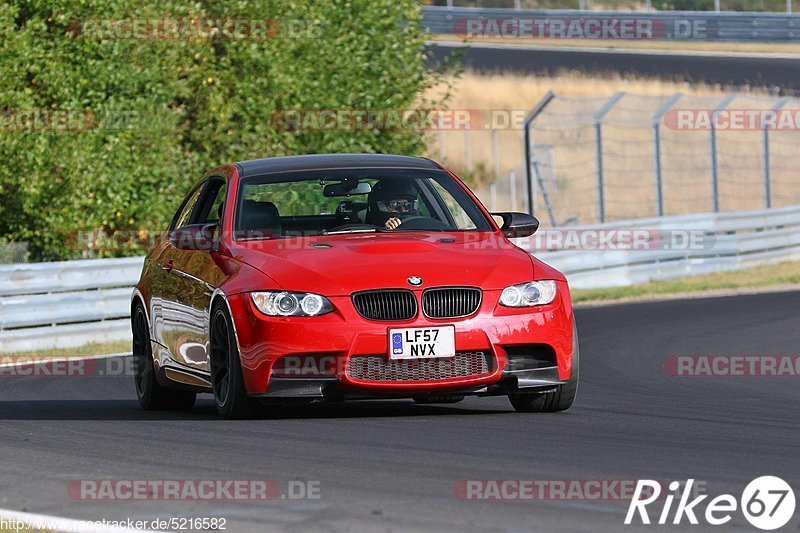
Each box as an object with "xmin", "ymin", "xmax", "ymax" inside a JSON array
[
  {"xmin": 132, "ymin": 303, "xmax": 196, "ymax": 411},
  {"xmin": 209, "ymin": 303, "xmax": 257, "ymax": 419},
  {"xmin": 509, "ymin": 323, "xmax": 580, "ymax": 413}
]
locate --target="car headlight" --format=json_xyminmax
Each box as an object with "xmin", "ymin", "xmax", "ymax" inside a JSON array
[
  {"xmin": 251, "ymin": 291, "xmax": 334, "ymax": 317},
  {"xmin": 500, "ymin": 281, "xmax": 557, "ymax": 307}
]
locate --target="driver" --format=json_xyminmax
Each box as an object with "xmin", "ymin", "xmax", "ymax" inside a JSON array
[{"xmin": 366, "ymin": 180, "xmax": 421, "ymax": 230}]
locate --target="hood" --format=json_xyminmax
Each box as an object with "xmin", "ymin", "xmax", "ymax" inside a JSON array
[{"xmin": 230, "ymin": 231, "xmax": 535, "ymax": 296}]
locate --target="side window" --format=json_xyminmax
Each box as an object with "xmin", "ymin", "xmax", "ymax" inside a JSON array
[
  {"xmin": 173, "ymin": 185, "xmax": 204, "ymax": 229},
  {"xmin": 194, "ymin": 180, "xmax": 227, "ymax": 225},
  {"xmin": 430, "ymin": 180, "xmax": 477, "ymax": 230},
  {"xmin": 209, "ymin": 183, "xmax": 227, "ymax": 223}
]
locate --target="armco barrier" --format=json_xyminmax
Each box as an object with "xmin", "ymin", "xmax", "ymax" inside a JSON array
[
  {"xmin": 1, "ymin": 204, "xmax": 799, "ymax": 352},
  {"xmin": 422, "ymin": 6, "xmax": 800, "ymax": 42},
  {"xmin": 0, "ymin": 257, "xmax": 143, "ymax": 353},
  {"xmin": 533, "ymin": 204, "xmax": 800, "ymax": 288}
]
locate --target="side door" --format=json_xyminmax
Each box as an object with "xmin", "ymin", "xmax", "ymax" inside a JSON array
[
  {"xmin": 149, "ymin": 181, "xmax": 205, "ymax": 368},
  {"xmin": 167, "ymin": 177, "xmax": 229, "ymax": 378}
]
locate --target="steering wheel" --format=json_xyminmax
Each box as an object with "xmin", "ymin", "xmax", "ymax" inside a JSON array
[{"xmin": 394, "ymin": 216, "xmax": 451, "ymax": 230}]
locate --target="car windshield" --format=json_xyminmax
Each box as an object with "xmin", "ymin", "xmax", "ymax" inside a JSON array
[{"xmin": 234, "ymin": 169, "xmax": 492, "ymax": 239}]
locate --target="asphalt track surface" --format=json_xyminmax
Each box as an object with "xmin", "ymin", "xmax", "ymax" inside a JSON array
[
  {"xmin": 0, "ymin": 290, "xmax": 798, "ymax": 532},
  {"xmin": 429, "ymin": 42, "xmax": 800, "ymax": 94}
]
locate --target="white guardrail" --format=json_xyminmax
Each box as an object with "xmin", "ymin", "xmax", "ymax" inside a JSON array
[
  {"xmin": 0, "ymin": 257, "xmax": 144, "ymax": 353},
  {"xmin": 421, "ymin": 6, "xmax": 800, "ymax": 41},
  {"xmin": 1, "ymin": 204, "xmax": 799, "ymax": 353}
]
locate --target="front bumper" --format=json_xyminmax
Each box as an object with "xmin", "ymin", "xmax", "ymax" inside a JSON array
[
  {"xmin": 226, "ymin": 281, "xmax": 574, "ymax": 397},
  {"xmin": 255, "ymin": 365, "xmax": 566, "ymax": 401}
]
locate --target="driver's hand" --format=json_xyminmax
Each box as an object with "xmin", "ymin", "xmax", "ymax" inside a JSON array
[{"xmin": 385, "ymin": 217, "xmax": 401, "ymax": 230}]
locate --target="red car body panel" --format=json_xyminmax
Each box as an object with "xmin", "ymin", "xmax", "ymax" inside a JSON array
[
  {"xmin": 226, "ymin": 282, "xmax": 573, "ymax": 395},
  {"xmin": 133, "ymin": 155, "xmax": 575, "ymax": 399}
]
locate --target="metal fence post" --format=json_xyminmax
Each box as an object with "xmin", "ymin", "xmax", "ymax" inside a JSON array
[
  {"xmin": 763, "ymin": 97, "xmax": 789, "ymax": 209},
  {"xmin": 594, "ymin": 93, "xmax": 625, "ymax": 223},
  {"xmin": 523, "ymin": 91, "xmax": 556, "ymax": 216},
  {"xmin": 652, "ymin": 93, "xmax": 683, "ymax": 217},
  {"xmin": 492, "ymin": 130, "xmax": 500, "ymax": 184},
  {"xmin": 464, "ymin": 129, "xmax": 472, "ymax": 172},
  {"xmin": 594, "ymin": 123, "xmax": 605, "ymax": 223},
  {"xmin": 509, "ymin": 169, "xmax": 517, "ymax": 212},
  {"xmin": 710, "ymin": 94, "xmax": 736, "ymax": 213},
  {"xmin": 763, "ymin": 127, "xmax": 771, "ymax": 208}
]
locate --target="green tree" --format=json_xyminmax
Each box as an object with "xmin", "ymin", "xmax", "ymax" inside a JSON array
[{"xmin": 0, "ymin": 0, "xmax": 449, "ymax": 260}]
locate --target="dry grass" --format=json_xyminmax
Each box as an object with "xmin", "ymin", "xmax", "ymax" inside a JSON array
[
  {"xmin": 425, "ymin": 68, "xmax": 736, "ymax": 108},
  {"xmin": 422, "ymin": 70, "xmax": 731, "ymax": 186},
  {"xmin": 433, "ymin": 34, "xmax": 800, "ymax": 55},
  {"xmin": 0, "ymin": 527, "xmax": 54, "ymax": 533},
  {"xmin": 0, "ymin": 340, "xmax": 129, "ymax": 360},
  {"xmin": 422, "ymin": 71, "xmax": 799, "ymax": 222},
  {"xmin": 572, "ymin": 260, "xmax": 800, "ymax": 302}
]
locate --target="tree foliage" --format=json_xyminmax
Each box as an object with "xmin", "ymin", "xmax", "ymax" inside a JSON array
[{"xmin": 0, "ymin": 0, "xmax": 446, "ymax": 260}]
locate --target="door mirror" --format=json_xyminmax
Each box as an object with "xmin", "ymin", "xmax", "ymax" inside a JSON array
[
  {"xmin": 493, "ymin": 212, "xmax": 539, "ymax": 238},
  {"xmin": 169, "ymin": 223, "xmax": 217, "ymax": 251}
]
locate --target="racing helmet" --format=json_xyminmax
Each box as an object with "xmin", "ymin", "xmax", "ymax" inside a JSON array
[{"xmin": 368, "ymin": 180, "xmax": 420, "ymax": 218}]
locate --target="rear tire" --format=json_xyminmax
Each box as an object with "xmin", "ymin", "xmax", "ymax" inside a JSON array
[
  {"xmin": 209, "ymin": 303, "xmax": 257, "ymax": 419},
  {"xmin": 132, "ymin": 303, "xmax": 196, "ymax": 411},
  {"xmin": 509, "ymin": 323, "xmax": 580, "ymax": 413}
]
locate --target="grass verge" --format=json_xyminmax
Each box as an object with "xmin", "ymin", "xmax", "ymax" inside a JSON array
[
  {"xmin": 572, "ymin": 260, "xmax": 800, "ymax": 304},
  {"xmin": 1, "ymin": 340, "xmax": 130, "ymax": 361},
  {"xmin": 433, "ymin": 35, "xmax": 800, "ymax": 55},
  {"xmin": 0, "ymin": 526, "xmax": 55, "ymax": 533}
]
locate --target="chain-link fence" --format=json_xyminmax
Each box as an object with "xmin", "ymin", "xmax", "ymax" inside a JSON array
[
  {"xmin": 430, "ymin": 128, "xmax": 527, "ymax": 214},
  {"xmin": 428, "ymin": 92, "xmax": 800, "ymax": 226},
  {"xmin": 525, "ymin": 91, "xmax": 800, "ymax": 226},
  {"xmin": 0, "ymin": 241, "xmax": 28, "ymax": 264}
]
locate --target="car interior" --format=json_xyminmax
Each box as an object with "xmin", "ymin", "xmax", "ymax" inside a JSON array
[{"xmin": 233, "ymin": 176, "xmax": 478, "ymax": 238}]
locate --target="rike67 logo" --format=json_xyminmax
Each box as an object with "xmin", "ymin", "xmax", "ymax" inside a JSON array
[{"xmin": 626, "ymin": 477, "xmax": 795, "ymax": 530}]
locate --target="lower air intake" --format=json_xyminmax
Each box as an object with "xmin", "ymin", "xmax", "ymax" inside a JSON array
[{"xmin": 346, "ymin": 351, "xmax": 491, "ymax": 382}]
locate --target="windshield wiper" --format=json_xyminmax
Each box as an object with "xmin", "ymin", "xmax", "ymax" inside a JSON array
[{"xmin": 323, "ymin": 228, "xmax": 379, "ymax": 235}]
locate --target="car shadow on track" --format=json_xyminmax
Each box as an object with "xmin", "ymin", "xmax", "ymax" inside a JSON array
[{"xmin": 0, "ymin": 398, "xmax": 514, "ymax": 421}]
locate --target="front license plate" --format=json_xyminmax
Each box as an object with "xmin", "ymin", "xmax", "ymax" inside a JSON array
[{"xmin": 388, "ymin": 326, "xmax": 455, "ymax": 360}]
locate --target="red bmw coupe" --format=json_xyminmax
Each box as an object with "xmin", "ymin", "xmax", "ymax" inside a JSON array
[{"xmin": 132, "ymin": 154, "xmax": 579, "ymax": 418}]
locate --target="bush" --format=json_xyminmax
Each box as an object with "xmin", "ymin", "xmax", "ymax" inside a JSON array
[{"xmin": 0, "ymin": 0, "xmax": 448, "ymax": 260}]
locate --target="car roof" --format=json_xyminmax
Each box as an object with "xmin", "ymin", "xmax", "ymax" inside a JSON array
[{"xmin": 234, "ymin": 154, "xmax": 441, "ymax": 178}]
